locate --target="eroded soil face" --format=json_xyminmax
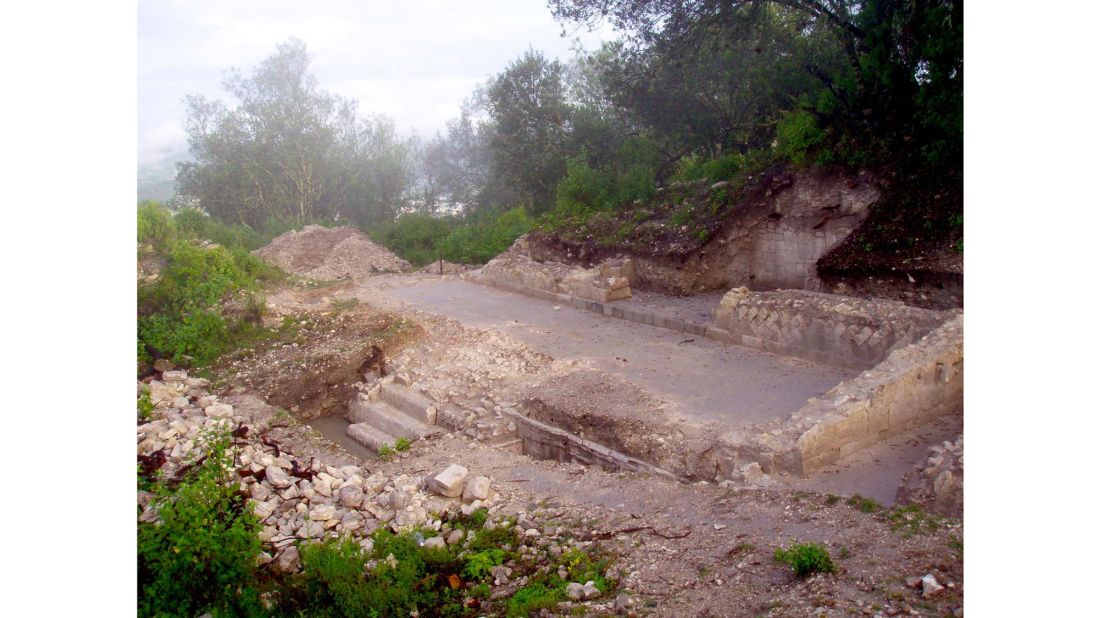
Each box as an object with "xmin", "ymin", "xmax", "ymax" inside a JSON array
[{"xmin": 211, "ymin": 283, "xmax": 423, "ymax": 419}]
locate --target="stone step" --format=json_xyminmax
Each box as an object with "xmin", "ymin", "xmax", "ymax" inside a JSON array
[
  {"xmin": 346, "ymin": 422, "xmax": 396, "ymax": 453},
  {"xmin": 379, "ymin": 383, "xmax": 438, "ymax": 425},
  {"xmin": 348, "ymin": 395, "xmax": 440, "ymax": 441}
]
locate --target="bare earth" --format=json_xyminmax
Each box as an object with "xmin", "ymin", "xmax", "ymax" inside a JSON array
[{"xmin": 238, "ymin": 274, "xmax": 964, "ymax": 616}]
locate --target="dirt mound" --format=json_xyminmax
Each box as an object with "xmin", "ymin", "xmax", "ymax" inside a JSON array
[{"xmin": 254, "ymin": 225, "xmax": 411, "ymax": 279}]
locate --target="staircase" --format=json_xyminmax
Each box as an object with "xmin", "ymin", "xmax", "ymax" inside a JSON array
[{"xmin": 346, "ymin": 382, "xmax": 444, "ymax": 453}]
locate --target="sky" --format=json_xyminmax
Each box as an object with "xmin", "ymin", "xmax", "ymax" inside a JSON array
[{"xmin": 137, "ymin": 0, "xmax": 617, "ymax": 167}]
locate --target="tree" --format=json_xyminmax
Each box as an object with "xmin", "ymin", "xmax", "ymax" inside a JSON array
[
  {"xmin": 482, "ymin": 50, "xmax": 573, "ymax": 213},
  {"xmin": 177, "ymin": 39, "xmax": 416, "ymax": 228},
  {"xmin": 549, "ymin": 0, "xmax": 963, "ymax": 167}
]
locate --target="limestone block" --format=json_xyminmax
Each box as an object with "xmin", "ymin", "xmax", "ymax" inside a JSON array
[{"xmin": 427, "ymin": 464, "xmax": 469, "ymax": 498}]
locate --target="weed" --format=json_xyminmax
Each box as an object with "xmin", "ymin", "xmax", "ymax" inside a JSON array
[
  {"xmin": 137, "ymin": 387, "xmax": 155, "ymax": 420},
  {"xmin": 729, "ymin": 541, "xmax": 756, "ymax": 556},
  {"xmin": 887, "ymin": 504, "xmax": 940, "ymax": 537},
  {"xmin": 847, "ymin": 494, "xmax": 882, "ymax": 513},
  {"xmin": 837, "ymin": 546, "xmax": 850, "ymax": 559},
  {"xmin": 377, "ymin": 444, "xmax": 396, "ymax": 459},
  {"xmin": 507, "ymin": 582, "xmax": 563, "ymax": 617},
  {"xmin": 329, "ymin": 297, "xmax": 360, "ymax": 313},
  {"xmin": 825, "ymin": 494, "xmax": 842, "ymax": 506},
  {"xmin": 394, "ymin": 437, "xmax": 412, "ymax": 452},
  {"xmin": 463, "ymin": 548, "xmax": 506, "ymax": 580},
  {"xmin": 948, "ymin": 534, "xmax": 964, "ymax": 557},
  {"xmin": 773, "ymin": 542, "xmax": 836, "ymax": 578}
]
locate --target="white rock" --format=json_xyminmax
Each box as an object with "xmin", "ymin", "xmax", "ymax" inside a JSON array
[
  {"xmin": 266, "ymin": 466, "xmax": 292, "ymax": 489},
  {"xmin": 161, "ymin": 370, "xmax": 188, "ymax": 382},
  {"xmin": 310, "ymin": 505, "xmax": 338, "ymax": 521},
  {"xmin": 423, "ymin": 536, "xmax": 446, "ymax": 550},
  {"xmin": 339, "ymin": 484, "xmax": 364, "ymax": 508},
  {"xmin": 462, "ymin": 475, "xmax": 491, "ymax": 502},
  {"xmin": 566, "ymin": 582, "xmax": 585, "ymax": 600},
  {"xmin": 427, "ymin": 464, "xmax": 469, "ymax": 498},
  {"xmin": 252, "ymin": 499, "xmax": 277, "ymax": 519},
  {"xmin": 922, "ymin": 574, "xmax": 945, "ymax": 597},
  {"xmin": 205, "ymin": 403, "xmax": 234, "ymax": 419},
  {"xmin": 274, "ymin": 546, "xmax": 300, "ymax": 573}
]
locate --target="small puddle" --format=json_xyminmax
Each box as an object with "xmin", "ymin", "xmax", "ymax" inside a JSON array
[{"xmin": 306, "ymin": 415, "xmax": 377, "ymax": 461}]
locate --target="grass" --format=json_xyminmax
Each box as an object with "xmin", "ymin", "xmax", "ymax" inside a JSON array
[
  {"xmin": 887, "ymin": 504, "xmax": 941, "ymax": 537},
  {"xmin": 846, "ymin": 494, "xmax": 882, "ymax": 513},
  {"xmin": 394, "ymin": 437, "xmax": 412, "ymax": 452},
  {"xmin": 377, "ymin": 444, "xmax": 396, "ymax": 459},
  {"xmin": 329, "ymin": 297, "xmax": 360, "ymax": 313},
  {"xmin": 773, "ymin": 542, "xmax": 836, "ymax": 578}
]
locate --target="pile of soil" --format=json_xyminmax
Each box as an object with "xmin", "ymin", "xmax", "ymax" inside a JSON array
[{"xmin": 254, "ymin": 225, "xmax": 411, "ymax": 279}]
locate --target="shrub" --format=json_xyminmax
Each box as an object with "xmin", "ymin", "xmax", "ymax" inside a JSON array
[
  {"xmin": 775, "ymin": 109, "xmax": 826, "ymax": 165},
  {"xmin": 438, "ymin": 207, "xmax": 533, "ymax": 264},
  {"xmin": 773, "ymin": 542, "xmax": 836, "ymax": 578},
  {"xmin": 556, "ymin": 152, "xmax": 613, "ymax": 215},
  {"xmin": 137, "ymin": 201, "xmax": 176, "ymax": 246},
  {"xmin": 137, "ymin": 428, "xmax": 263, "ymax": 617},
  {"xmin": 137, "ymin": 212, "xmax": 284, "ymax": 369},
  {"xmin": 370, "ymin": 213, "xmax": 456, "ymax": 266}
]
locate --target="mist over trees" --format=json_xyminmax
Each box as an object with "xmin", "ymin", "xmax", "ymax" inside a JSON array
[
  {"xmin": 172, "ymin": 0, "xmax": 960, "ymax": 253},
  {"xmin": 177, "ymin": 39, "xmax": 416, "ymax": 228}
]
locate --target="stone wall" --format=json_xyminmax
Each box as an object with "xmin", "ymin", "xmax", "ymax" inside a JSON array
[
  {"xmin": 789, "ymin": 314, "xmax": 963, "ymax": 474},
  {"xmin": 747, "ymin": 170, "xmax": 879, "ymax": 290},
  {"xmin": 477, "ymin": 237, "xmax": 635, "ymax": 303},
  {"xmin": 711, "ymin": 288, "xmax": 949, "ymax": 370}
]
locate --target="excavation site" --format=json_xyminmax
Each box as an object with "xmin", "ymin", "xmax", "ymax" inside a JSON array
[{"xmin": 135, "ymin": 5, "xmax": 965, "ymax": 615}]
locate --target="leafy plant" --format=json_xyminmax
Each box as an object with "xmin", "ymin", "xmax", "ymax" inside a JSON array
[
  {"xmin": 463, "ymin": 548, "xmax": 506, "ymax": 580},
  {"xmin": 377, "ymin": 444, "xmax": 396, "ymax": 459},
  {"xmin": 773, "ymin": 542, "xmax": 836, "ymax": 578},
  {"xmin": 137, "ymin": 386, "xmax": 155, "ymax": 420},
  {"xmin": 137, "ymin": 427, "xmax": 263, "ymax": 617},
  {"xmin": 394, "ymin": 437, "xmax": 412, "ymax": 452}
]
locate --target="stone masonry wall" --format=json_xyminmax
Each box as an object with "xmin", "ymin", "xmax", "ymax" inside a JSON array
[
  {"xmin": 711, "ymin": 288, "xmax": 949, "ymax": 370},
  {"xmin": 477, "ymin": 236, "xmax": 635, "ymax": 303},
  {"xmin": 789, "ymin": 314, "xmax": 963, "ymax": 474},
  {"xmin": 747, "ymin": 169, "xmax": 879, "ymax": 290}
]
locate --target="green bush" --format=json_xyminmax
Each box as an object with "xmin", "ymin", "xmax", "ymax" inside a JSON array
[
  {"xmin": 775, "ymin": 108, "xmax": 826, "ymax": 165},
  {"xmin": 438, "ymin": 207, "xmax": 533, "ymax": 264},
  {"xmin": 674, "ymin": 152, "xmax": 743, "ymax": 183},
  {"xmin": 370, "ymin": 213, "xmax": 456, "ymax": 266},
  {"xmin": 773, "ymin": 542, "xmax": 836, "ymax": 578},
  {"xmin": 138, "ymin": 201, "xmax": 176, "ymax": 246},
  {"xmin": 556, "ymin": 152, "xmax": 613, "ymax": 215},
  {"xmin": 137, "ymin": 207, "xmax": 285, "ymax": 370},
  {"xmin": 138, "ymin": 428, "xmax": 263, "ymax": 617}
]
